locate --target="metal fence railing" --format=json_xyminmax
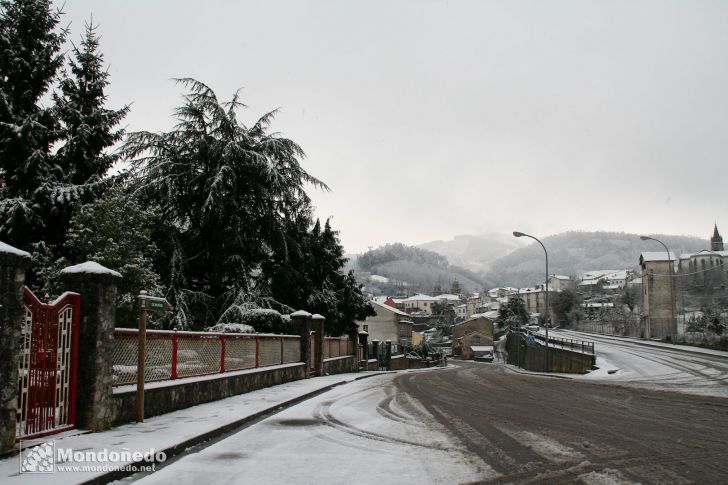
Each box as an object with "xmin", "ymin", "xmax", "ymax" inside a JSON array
[
  {"xmin": 112, "ymin": 329, "xmax": 301, "ymax": 386},
  {"xmin": 526, "ymin": 331, "xmax": 595, "ymax": 355},
  {"xmin": 323, "ymin": 336, "xmax": 353, "ymax": 359}
]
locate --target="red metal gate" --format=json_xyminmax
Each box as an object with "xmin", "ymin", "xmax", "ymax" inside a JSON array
[{"xmin": 17, "ymin": 288, "xmax": 81, "ymax": 440}]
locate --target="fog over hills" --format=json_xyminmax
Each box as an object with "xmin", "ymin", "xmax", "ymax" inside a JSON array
[
  {"xmin": 349, "ymin": 231, "xmax": 711, "ymax": 294},
  {"xmin": 417, "ymin": 233, "xmax": 526, "ymax": 272}
]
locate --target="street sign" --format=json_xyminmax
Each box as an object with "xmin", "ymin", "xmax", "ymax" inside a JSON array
[{"xmin": 138, "ymin": 295, "xmax": 172, "ymax": 314}]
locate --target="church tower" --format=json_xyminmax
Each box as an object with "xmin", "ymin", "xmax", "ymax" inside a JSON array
[{"xmin": 711, "ymin": 224, "xmax": 724, "ymax": 251}]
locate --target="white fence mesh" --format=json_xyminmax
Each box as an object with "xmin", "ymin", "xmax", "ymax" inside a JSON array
[
  {"xmin": 324, "ymin": 337, "xmax": 352, "ymax": 359},
  {"xmin": 112, "ymin": 330, "xmax": 301, "ymax": 386}
]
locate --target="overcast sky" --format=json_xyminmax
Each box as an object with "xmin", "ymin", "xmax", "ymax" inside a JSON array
[{"xmin": 61, "ymin": 0, "xmax": 727, "ymax": 253}]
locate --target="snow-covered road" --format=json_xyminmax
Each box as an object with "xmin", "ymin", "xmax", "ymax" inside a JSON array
[
  {"xmin": 554, "ymin": 329, "xmax": 728, "ymax": 397},
  {"xmin": 129, "ymin": 371, "xmax": 495, "ymax": 485}
]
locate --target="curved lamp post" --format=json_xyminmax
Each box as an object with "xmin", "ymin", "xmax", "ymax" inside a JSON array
[
  {"xmin": 513, "ymin": 231, "xmax": 549, "ymax": 371},
  {"xmin": 640, "ymin": 235, "xmax": 676, "ymax": 340}
]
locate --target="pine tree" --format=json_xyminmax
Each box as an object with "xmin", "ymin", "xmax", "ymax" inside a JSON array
[
  {"xmin": 0, "ymin": 0, "xmax": 66, "ymax": 248},
  {"xmin": 54, "ymin": 19, "xmax": 128, "ymax": 185},
  {"xmin": 124, "ymin": 79, "xmax": 328, "ymax": 325}
]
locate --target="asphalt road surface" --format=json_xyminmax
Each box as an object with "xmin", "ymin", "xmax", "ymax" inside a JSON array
[{"xmin": 397, "ymin": 361, "xmax": 728, "ymax": 484}]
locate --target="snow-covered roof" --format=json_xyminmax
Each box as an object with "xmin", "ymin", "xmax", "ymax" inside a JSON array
[
  {"xmin": 434, "ymin": 294, "xmax": 461, "ymax": 301},
  {"xmin": 61, "ymin": 261, "xmax": 121, "ymax": 278},
  {"xmin": 640, "ymin": 251, "xmax": 675, "ymax": 262},
  {"xmin": 470, "ymin": 346, "xmax": 494, "ymax": 352},
  {"xmin": 551, "ymin": 275, "xmax": 571, "ymax": 280},
  {"xmin": 0, "ymin": 241, "xmax": 31, "ymax": 258},
  {"xmin": 290, "ymin": 310, "xmax": 312, "ymax": 317},
  {"xmin": 404, "ymin": 294, "xmax": 439, "ymax": 301},
  {"xmin": 371, "ymin": 300, "xmax": 409, "ymax": 316},
  {"xmin": 582, "ymin": 302, "xmax": 615, "ymax": 308}
]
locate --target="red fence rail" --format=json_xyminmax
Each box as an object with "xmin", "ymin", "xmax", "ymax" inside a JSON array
[{"xmin": 112, "ymin": 329, "xmax": 301, "ymax": 386}]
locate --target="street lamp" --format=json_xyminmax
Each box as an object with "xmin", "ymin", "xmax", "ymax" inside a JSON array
[
  {"xmin": 513, "ymin": 231, "xmax": 550, "ymax": 371},
  {"xmin": 640, "ymin": 235, "xmax": 676, "ymax": 341}
]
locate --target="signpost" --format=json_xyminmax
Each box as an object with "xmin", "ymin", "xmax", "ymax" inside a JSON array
[{"xmin": 136, "ymin": 291, "xmax": 171, "ymax": 422}]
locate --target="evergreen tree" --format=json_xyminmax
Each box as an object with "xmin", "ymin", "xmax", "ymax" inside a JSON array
[
  {"xmin": 124, "ymin": 79, "xmax": 328, "ymax": 325},
  {"xmin": 63, "ymin": 186, "xmax": 163, "ymax": 326},
  {"xmin": 0, "ymin": 0, "xmax": 66, "ymax": 248},
  {"xmin": 54, "ymin": 19, "xmax": 128, "ymax": 185},
  {"xmin": 497, "ymin": 297, "xmax": 529, "ymax": 328}
]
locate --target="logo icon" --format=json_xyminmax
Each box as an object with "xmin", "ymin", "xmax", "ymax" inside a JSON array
[{"xmin": 20, "ymin": 441, "xmax": 55, "ymax": 473}]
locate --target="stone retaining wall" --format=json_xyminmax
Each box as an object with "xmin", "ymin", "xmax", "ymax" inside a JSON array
[
  {"xmin": 112, "ymin": 363, "xmax": 307, "ymax": 425},
  {"xmin": 323, "ymin": 355, "xmax": 357, "ymax": 374}
]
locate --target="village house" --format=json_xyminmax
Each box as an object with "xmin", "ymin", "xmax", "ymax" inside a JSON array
[
  {"xmin": 357, "ymin": 300, "xmax": 414, "ymax": 351},
  {"xmin": 402, "ymin": 293, "xmax": 440, "ymax": 315},
  {"xmin": 451, "ymin": 315, "xmax": 495, "ymax": 359}
]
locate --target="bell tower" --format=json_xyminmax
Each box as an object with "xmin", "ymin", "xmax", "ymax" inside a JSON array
[{"xmin": 711, "ymin": 224, "xmax": 724, "ymax": 251}]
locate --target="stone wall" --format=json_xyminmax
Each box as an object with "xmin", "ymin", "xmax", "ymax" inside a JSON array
[
  {"xmin": 323, "ymin": 356, "xmax": 357, "ymax": 374},
  {"xmin": 112, "ymin": 363, "xmax": 307, "ymax": 425}
]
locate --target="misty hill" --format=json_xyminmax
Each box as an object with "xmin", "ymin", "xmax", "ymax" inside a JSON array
[
  {"xmin": 355, "ymin": 243, "xmax": 486, "ymax": 295},
  {"xmin": 485, "ymin": 231, "xmax": 709, "ymax": 287},
  {"xmin": 418, "ymin": 233, "xmax": 525, "ymax": 272}
]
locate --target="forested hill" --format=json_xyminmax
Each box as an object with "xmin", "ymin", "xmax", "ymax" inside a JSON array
[
  {"xmin": 355, "ymin": 243, "xmax": 486, "ymax": 294},
  {"xmin": 484, "ymin": 231, "xmax": 709, "ymax": 287}
]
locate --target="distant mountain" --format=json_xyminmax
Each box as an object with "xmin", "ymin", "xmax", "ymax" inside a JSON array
[
  {"xmin": 484, "ymin": 231, "xmax": 709, "ymax": 288},
  {"xmin": 354, "ymin": 243, "xmax": 486, "ymax": 295},
  {"xmin": 418, "ymin": 233, "xmax": 525, "ymax": 272}
]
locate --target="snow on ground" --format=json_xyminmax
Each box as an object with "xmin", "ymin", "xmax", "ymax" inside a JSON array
[
  {"xmin": 0, "ymin": 372, "xmax": 371, "ymax": 485},
  {"xmin": 552, "ymin": 329, "xmax": 728, "ymax": 398},
  {"xmin": 132, "ymin": 373, "xmax": 496, "ymax": 485}
]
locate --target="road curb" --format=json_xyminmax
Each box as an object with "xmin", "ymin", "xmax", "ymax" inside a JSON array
[{"xmin": 80, "ymin": 372, "xmax": 388, "ymax": 485}]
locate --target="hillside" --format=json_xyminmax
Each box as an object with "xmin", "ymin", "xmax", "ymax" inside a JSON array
[
  {"xmin": 354, "ymin": 243, "xmax": 486, "ymax": 295},
  {"xmin": 417, "ymin": 233, "xmax": 525, "ymax": 272},
  {"xmin": 484, "ymin": 231, "xmax": 709, "ymax": 287}
]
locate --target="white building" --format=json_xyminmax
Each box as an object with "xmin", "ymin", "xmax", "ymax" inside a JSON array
[{"xmin": 402, "ymin": 294, "xmax": 440, "ymax": 315}]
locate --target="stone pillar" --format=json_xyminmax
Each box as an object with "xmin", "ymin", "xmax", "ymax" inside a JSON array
[
  {"xmin": 358, "ymin": 331, "xmax": 369, "ymax": 363},
  {"xmin": 385, "ymin": 339, "xmax": 392, "ymax": 370},
  {"xmin": 0, "ymin": 242, "xmax": 31, "ymax": 454},
  {"xmin": 60, "ymin": 261, "xmax": 122, "ymax": 431},
  {"xmin": 371, "ymin": 339, "xmax": 379, "ymax": 369},
  {"xmin": 311, "ymin": 314, "xmax": 325, "ymax": 376},
  {"xmin": 291, "ymin": 310, "xmax": 312, "ymax": 376}
]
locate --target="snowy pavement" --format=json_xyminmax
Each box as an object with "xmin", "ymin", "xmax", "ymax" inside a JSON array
[
  {"xmin": 554, "ymin": 329, "xmax": 728, "ymax": 397},
  {"xmin": 0, "ymin": 372, "xmax": 381, "ymax": 485},
  {"xmin": 128, "ymin": 372, "xmax": 494, "ymax": 485}
]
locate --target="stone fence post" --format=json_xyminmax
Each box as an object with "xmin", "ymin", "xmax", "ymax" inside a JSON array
[
  {"xmin": 0, "ymin": 242, "xmax": 31, "ymax": 455},
  {"xmin": 60, "ymin": 262, "xmax": 122, "ymax": 431},
  {"xmin": 291, "ymin": 310, "xmax": 312, "ymax": 376},
  {"xmin": 311, "ymin": 314, "xmax": 325, "ymax": 376},
  {"xmin": 358, "ymin": 330, "xmax": 369, "ymax": 363}
]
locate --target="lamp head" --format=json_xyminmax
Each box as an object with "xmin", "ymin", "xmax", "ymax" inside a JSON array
[
  {"xmin": 639, "ymin": 236, "xmax": 651, "ymax": 241},
  {"xmin": 513, "ymin": 231, "xmax": 526, "ymax": 238}
]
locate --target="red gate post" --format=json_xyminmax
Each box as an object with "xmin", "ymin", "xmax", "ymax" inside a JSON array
[
  {"xmin": 291, "ymin": 310, "xmax": 312, "ymax": 377},
  {"xmin": 311, "ymin": 314, "xmax": 325, "ymax": 376},
  {"xmin": 0, "ymin": 242, "xmax": 32, "ymax": 455},
  {"xmin": 61, "ymin": 261, "xmax": 122, "ymax": 432}
]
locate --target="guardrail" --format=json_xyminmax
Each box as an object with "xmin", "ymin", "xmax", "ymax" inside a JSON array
[
  {"xmin": 521, "ymin": 330, "xmax": 595, "ymax": 355},
  {"xmin": 112, "ymin": 328, "xmax": 301, "ymax": 386}
]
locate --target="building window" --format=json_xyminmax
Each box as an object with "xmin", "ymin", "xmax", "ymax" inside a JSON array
[{"xmin": 363, "ymin": 325, "xmax": 368, "ymax": 331}]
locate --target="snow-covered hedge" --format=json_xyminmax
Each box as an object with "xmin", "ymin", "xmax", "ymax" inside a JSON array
[
  {"xmin": 206, "ymin": 323, "xmax": 256, "ymax": 334},
  {"xmin": 208, "ymin": 309, "xmax": 295, "ymax": 334}
]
